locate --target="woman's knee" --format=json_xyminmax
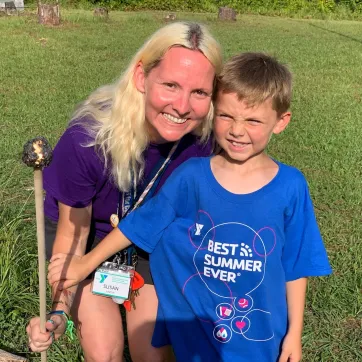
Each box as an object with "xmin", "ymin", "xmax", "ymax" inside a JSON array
[
  {"xmin": 83, "ymin": 342, "xmax": 123, "ymax": 362},
  {"xmin": 131, "ymin": 346, "xmax": 174, "ymax": 362},
  {"xmin": 127, "ymin": 285, "xmax": 174, "ymax": 362},
  {"xmin": 72, "ymin": 280, "xmax": 125, "ymax": 362}
]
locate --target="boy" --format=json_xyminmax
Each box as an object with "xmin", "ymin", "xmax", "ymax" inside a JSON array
[{"xmin": 48, "ymin": 53, "xmax": 332, "ymax": 362}]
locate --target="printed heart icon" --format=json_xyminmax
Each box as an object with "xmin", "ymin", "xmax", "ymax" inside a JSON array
[{"xmin": 236, "ymin": 320, "xmax": 246, "ymax": 330}]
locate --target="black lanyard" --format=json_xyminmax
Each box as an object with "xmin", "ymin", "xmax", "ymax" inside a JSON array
[
  {"xmin": 114, "ymin": 139, "xmax": 182, "ymax": 265},
  {"xmin": 121, "ymin": 139, "xmax": 180, "ymax": 219}
]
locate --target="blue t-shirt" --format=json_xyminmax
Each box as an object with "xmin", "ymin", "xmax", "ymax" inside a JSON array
[{"xmin": 119, "ymin": 157, "xmax": 332, "ymax": 362}]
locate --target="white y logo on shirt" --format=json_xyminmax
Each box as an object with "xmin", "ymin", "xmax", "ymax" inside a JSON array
[{"xmin": 195, "ymin": 223, "xmax": 204, "ymax": 235}]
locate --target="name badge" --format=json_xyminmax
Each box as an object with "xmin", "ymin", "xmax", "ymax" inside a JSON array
[{"xmin": 92, "ymin": 262, "xmax": 134, "ymax": 300}]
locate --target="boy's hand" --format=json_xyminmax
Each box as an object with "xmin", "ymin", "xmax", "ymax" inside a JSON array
[
  {"xmin": 48, "ymin": 253, "xmax": 89, "ymax": 289},
  {"xmin": 278, "ymin": 332, "xmax": 302, "ymax": 362}
]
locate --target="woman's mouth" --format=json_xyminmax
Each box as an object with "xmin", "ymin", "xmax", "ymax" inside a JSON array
[{"xmin": 163, "ymin": 113, "xmax": 188, "ymax": 124}]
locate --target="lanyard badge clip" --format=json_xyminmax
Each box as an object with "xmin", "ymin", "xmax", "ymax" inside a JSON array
[{"xmin": 92, "ymin": 261, "xmax": 135, "ymax": 304}]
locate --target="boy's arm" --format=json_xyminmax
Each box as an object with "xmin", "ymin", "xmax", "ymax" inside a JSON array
[
  {"xmin": 286, "ymin": 277, "xmax": 307, "ymax": 337},
  {"xmin": 278, "ymin": 277, "xmax": 307, "ymax": 362},
  {"xmin": 48, "ymin": 227, "xmax": 131, "ymax": 289},
  {"xmin": 84, "ymin": 227, "xmax": 131, "ymax": 270}
]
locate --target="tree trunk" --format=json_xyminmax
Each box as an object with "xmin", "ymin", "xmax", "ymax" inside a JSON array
[
  {"xmin": 0, "ymin": 349, "xmax": 27, "ymax": 362},
  {"xmin": 37, "ymin": 1, "xmax": 60, "ymax": 25},
  {"xmin": 218, "ymin": 7, "xmax": 237, "ymax": 21},
  {"xmin": 5, "ymin": 1, "xmax": 16, "ymax": 15},
  {"xmin": 93, "ymin": 7, "xmax": 108, "ymax": 19}
]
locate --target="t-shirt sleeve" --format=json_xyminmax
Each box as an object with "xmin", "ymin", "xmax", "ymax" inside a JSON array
[
  {"xmin": 118, "ymin": 161, "xmax": 190, "ymax": 253},
  {"xmin": 43, "ymin": 125, "xmax": 102, "ymax": 208},
  {"xmin": 282, "ymin": 172, "xmax": 332, "ymax": 281}
]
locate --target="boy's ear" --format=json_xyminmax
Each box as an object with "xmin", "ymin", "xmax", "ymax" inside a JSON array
[
  {"xmin": 133, "ymin": 62, "xmax": 146, "ymax": 93},
  {"xmin": 273, "ymin": 112, "xmax": 291, "ymax": 134}
]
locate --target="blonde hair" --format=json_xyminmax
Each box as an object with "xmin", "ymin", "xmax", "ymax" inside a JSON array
[
  {"xmin": 215, "ymin": 52, "xmax": 292, "ymax": 116},
  {"xmin": 72, "ymin": 22, "xmax": 222, "ymax": 192}
]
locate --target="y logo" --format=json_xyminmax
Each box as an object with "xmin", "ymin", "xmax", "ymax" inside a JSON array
[
  {"xmin": 195, "ymin": 223, "xmax": 204, "ymax": 236},
  {"xmin": 100, "ymin": 274, "xmax": 108, "ymax": 283}
]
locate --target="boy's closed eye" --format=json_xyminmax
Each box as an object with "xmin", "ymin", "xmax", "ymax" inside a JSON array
[
  {"xmin": 217, "ymin": 113, "xmax": 233, "ymax": 120},
  {"xmin": 246, "ymin": 118, "xmax": 262, "ymax": 125},
  {"xmin": 216, "ymin": 113, "xmax": 262, "ymax": 126}
]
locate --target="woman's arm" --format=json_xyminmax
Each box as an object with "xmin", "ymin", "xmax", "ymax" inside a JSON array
[
  {"xmin": 51, "ymin": 202, "xmax": 91, "ymax": 312},
  {"xmin": 26, "ymin": 202, "xmax": 91, "ymax": 351}
]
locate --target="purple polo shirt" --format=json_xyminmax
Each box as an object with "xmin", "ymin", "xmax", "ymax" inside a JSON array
[{"xmin": 44, "ymin": 122, "xmax": 212, "ymax": 240}]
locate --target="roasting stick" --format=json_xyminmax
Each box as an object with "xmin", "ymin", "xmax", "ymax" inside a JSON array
[{"xmin": 22, "ymin": 137, "xmax": 53, "ymax": 362}]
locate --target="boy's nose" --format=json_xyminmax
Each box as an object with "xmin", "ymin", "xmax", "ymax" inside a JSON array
[{"xmin": 229, "ymin": 122, "xmax": 245, "ymax": 137}]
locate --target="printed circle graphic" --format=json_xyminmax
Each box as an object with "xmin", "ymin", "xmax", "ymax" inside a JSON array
[
  {"xmin": 194, "ymin": 222, "xmax": 266, "ymax": 300},
  {"xmin": 253, "ymin": 227, "xmax": 276, "ymax": 257},
  {"xmin": 234, "ymin": 295, "xmax": 252, "ymax": 312},
  {"xmin": 231, "ymin": 316, "xmax": 250, "ymax": 335},
  {"xmin": 216, "ymin": 303, "xmax": 235, "ymax": 320},
  {"xmin": 213, "ymin": 324, "xmax": 232, "ymax": 343}
]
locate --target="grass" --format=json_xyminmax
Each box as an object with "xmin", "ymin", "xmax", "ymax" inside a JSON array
[{"xmin": 0, "ymin": 9, "xmax": 361, "ymax": 362}]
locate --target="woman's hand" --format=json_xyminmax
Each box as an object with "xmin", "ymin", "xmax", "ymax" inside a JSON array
[
  {"xmin": 26, "ymin": 314, "xmax": 66, "ymax": 352},
  {"xmin": 48, "ymin": 253, "xmax": 90, "ymax": 289}
]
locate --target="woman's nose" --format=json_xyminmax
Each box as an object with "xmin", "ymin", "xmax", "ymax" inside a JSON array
[{"xmin": 172, "ymin": 92, "xmax": 191, "ymax": 118}]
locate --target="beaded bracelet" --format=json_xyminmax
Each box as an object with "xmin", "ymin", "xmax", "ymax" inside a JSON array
[{"xmin": 48, "ymin": 310, "xmax": 75, "ymax": 340}]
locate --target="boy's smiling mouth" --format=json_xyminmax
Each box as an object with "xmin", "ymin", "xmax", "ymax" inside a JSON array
[{"xmin": 227, "ymin": 139, "xmax": 250, "ymax": 149}]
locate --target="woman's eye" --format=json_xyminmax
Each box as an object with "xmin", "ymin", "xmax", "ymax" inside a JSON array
[
  {"xmin": 164, "ymin": 83, "xmax": 176, "ymax": 89},
  {"xmin": 195, "ymin": 90, "xmax": 208, "ymax": 97}
]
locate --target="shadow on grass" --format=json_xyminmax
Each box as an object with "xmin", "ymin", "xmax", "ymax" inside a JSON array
[{"xmin": 309, "ymin": 22, "xmax": 362, "ymax": 45}]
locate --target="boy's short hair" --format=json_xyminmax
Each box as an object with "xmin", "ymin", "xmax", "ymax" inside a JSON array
[{"xmin": 215, "ymin": 52, "xmax": 292, "ymax": 115}]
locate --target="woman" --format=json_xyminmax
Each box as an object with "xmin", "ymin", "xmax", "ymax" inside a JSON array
[{"xmin": 26, "ymin": 22, "xmax": 222, "ymax": 362}]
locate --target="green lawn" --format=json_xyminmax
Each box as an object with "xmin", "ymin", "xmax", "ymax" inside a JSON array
[{"xmin": 0, "ymin": 9, "xmax": 361, "ymax": 362}]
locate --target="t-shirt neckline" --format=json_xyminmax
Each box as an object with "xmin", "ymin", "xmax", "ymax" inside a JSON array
[{"xmin": 202, "ymin": 156, "xmax": 284, "ymax": 204}]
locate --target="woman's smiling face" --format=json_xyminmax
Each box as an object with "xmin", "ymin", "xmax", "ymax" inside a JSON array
[{"xmin": 134, "ymin": 46, "xmax": 215, "ymax": 143}]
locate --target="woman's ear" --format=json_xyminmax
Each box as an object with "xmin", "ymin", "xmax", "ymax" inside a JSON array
[
  {"xmin": 133, "ymin": 62, "xmax": 146, "ymax": 93},
  {"xmin": 273, "ymin": 112, "xmax": 291, "ymax": 134}
]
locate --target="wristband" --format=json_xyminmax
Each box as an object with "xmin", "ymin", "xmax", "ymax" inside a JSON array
[{"xmin": 48, "ymin": 310, "xmax": 75, "ymax": 340}]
